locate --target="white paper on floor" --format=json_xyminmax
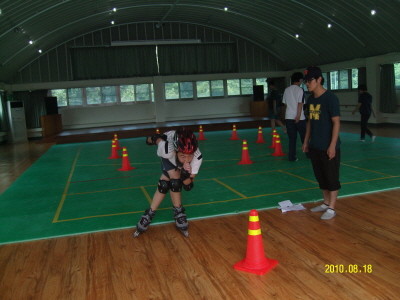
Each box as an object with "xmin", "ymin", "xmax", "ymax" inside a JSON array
[{"xmin": 278, "ymin": 200, "xmax": 306, "ymax": 213}]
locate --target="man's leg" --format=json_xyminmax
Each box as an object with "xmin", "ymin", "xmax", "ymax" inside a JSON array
[{"xmin": 285, "ymin": 119, "xmax": 297, "ymax": 161}]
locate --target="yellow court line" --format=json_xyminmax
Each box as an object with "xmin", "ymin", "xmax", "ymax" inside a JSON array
[
  {"xmin": 278, "ymin": 170, "xmax": 317, "ymax": 184},
  {"xmin": 53, "ymin": 146, "xmax": 82, "ymax": 223},
  {"xmin": 140, "ymin": 186, "xmax": 153, "ymax": 204},
  {"xmin": 340, "ymin": 163, "xmax": 392, "ymax": 177},
  {"xmin": 213, "ymin": 178, "xmax": 248, "ymax": 198}
]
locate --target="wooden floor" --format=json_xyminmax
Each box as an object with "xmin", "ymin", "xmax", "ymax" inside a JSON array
[{"xmin": 0, "ymin": 122, "xmax": 399, "ymax": 300}]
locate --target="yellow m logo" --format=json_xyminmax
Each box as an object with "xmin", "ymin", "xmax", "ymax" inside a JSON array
[{"xmin": 309, "ymin": 104, "xmax": 321, "ymax": 120}]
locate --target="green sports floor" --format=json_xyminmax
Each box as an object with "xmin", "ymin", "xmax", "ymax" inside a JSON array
[{"xmin": 1, "ymin": 128, "xmax": 399, "ymax": 245}]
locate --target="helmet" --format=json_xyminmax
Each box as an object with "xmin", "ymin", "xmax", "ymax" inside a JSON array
[{"xmin": 173, "ymin": 127, "xmax": 198, "ymax": 154}]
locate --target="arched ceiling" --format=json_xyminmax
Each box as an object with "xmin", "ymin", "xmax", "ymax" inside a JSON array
[{"xmin": 1, "ymin": 0, "xmax": 400, "ymax": 83}]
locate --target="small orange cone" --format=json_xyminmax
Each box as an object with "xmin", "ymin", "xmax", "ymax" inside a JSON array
[
  {"xmin": 113, "ymin": 133, "xmax": 122, "ymax": 150},
  {"xmin": 118, "ymin": 147, "xmax": 136, "ymax": 171},
  {"xmin": 108, "ymin": 139, "xmax": 122, "ymax": 159},
  {"xmin": 269, "ymin": 134, "xmax": 277, "ymax": 149},
  {"xmin": 230, "ymin": 124, "xmax": 240, "ymax": 140},
  {"xmin": 271, "ymin": 135, "xmax": 286, "ymax": 156},
  {"xmin": 198, "ymin": 125, "xmax": 207, "ymax": 140},
  {"xmin": 269, "ymin": 129, "xmax": 277, "ymax": 135},
  {"xmin": 255, "ymin": 126, "xmax": 266, "ymax": 143},
  {"xmin": 156, "ymin": 128, "xmax": 160, "ymax": 134},
  {"xmin": 234, "ymin": 209, "xmax": 278, "ymax": 275},
  {"xmin": 238, "ymin": 140, "xmax": 253, "ymax": 164}
]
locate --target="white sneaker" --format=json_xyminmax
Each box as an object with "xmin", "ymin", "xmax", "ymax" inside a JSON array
[
  {"xmin": 310, "ymin": 203, "xmax": 329, "ymax": 212},
  {"xmin": 371, "ymin": 136, "xmax": 376, "ymax": 142},
  {"xmin": 321, "ymin": 208, "xmax": 336, "ymax": 220}
]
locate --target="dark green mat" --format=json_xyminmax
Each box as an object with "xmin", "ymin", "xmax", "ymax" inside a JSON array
[{"xmin": 1, "ymin": 129, "xmax": 399, "ymax": 244}]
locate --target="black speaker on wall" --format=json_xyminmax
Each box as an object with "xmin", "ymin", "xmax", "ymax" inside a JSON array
[
  {"xmin": 253, "ymin": 85, "xmax": 264, "ymax": 101},
  {"xmin": 45, "ymin": 97, "xmax": 58, "ymax": 115}
]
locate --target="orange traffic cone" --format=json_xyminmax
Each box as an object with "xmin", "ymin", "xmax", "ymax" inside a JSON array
[
  {"xmin": 156, "ymin": 128, "xmax": 160, "ymax": 134},
  {"xmin": 230, "ymin": 124, "xmax": 240, "ymax": 140},
  {"xmin": 198, "ymin": 125, "xmax": 206, "ymax": 140},
  {"xmin": 108, "ymin": 139, "xmax": 122, "ymax": 159},
  {"xmin": 118, "ymin": 147, "xmax": 136, "ymax": 171},
  {"xmin": 271, "ymin": 135, "xmax": 286, "ymax": 156},
  {"xmin": 255, "ymin": 126, "xmax": 266, "ymax": 143},
  {"xmin": 268, "ymin": 133, "xmax": 277, "ymax": 149},
  {"xmin": 234, "ymin": 209, "xmax": 278, "ymax": 275},
  {"xmin": 238, "ymin": 140, "xmax": 253, "ymax": 164},
  {"xmin": 113, "ymin": 133, "xmax": 122, "ymax": 150},
  {"xmin": 269, "ymin": 128, "xmax": 277, "ymax": 135}
]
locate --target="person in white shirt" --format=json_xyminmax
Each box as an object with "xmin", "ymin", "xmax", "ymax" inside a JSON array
[
  {"xmin": 134, "ymin": 127, "xmax": 203, "ymax": 237},
  {"xmin": 282, "ymin": 72, "xmax": 309, "ymax": 161}
]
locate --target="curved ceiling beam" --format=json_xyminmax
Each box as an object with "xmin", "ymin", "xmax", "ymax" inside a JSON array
[{"xmin": 156, "ymin": 0, "xmax": 180, "ymax": 29}]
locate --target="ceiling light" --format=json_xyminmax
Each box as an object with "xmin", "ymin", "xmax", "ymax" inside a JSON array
[
  {"xmin": 38, "ymin": 49, "xmax": 42, "ymax": 53},
  {"xmin": 112, "ymin": 7, "xmax": 117, "ymax": 12},
  {"xmin": 371, "ymin": 9, "xmax": 376, "ymax": 15},
  {"xmin": 295, "ymin": 34, "xmax": 299, "ymax": 38},
  {"xmin": 224, "ymin": 6, "xmax": 228, "ymax": 11},
  {"xmin": 327, "ymin": 23, "xmax": 332, "ymax": 28},
  {"xmin": 0, "ymin": 9, "xmax": 2, "ymax": 15},
  {"xmin": 111, "ymin": 20, "xmax": 115, "ymax": 24},
  {"xmin": 29, "ymin": 40, "xmax": 33, "ymax": 44}
]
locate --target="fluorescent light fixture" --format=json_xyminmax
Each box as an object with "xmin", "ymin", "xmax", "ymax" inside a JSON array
[
  {"xmin": 371, "ymin": 9, "xmax": 376, "ymax": 15},
  {"xmin": 111, "ymin": 39, "xmax": 202, "ymax": 46}
]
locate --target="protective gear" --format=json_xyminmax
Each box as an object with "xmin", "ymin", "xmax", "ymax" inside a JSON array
[
  {"xmin": 146, "ymin": 134, "xmax": 167, "ymax": 145},
  {"xmin": 170, "ymin": 178, "xmax": 183, "ymax": 192},
  {"xmin": 180, "ymin": 168, "xmax": 191, "ymax": 181},
  {"xmin": 183, "ymin": 181, "xmax": 194, "ymax": 191},
  {"xmin": 157, "ymin": 179, "xmax": 170, "ymax": 194},
  {"xmin": 173, "ymin": 127, "xmax": 198, "ymax": 154}
]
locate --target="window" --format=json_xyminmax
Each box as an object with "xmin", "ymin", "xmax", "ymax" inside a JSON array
[
  {"xmin": 330, "ymin": 71, "xmax": 339, "ymax": 90},
  {"xmin": 196, "ymin": 81, "xmax": 211, "ymax": 98},
  {"xmin": 179, "ymin": 82, "xmax": 194, "ymax": 99},
  {"xmin": 86, "ymin": 87, "xmax": 101, "ymax": 105},
  {"xmin": 102, "ymin": 86, "xmax": 117, "ymax": 104},
  {"xmin": 227, "ymin": 79, "xmax": 240, "ymax": 96},
  {"xmin": 211, "ymin": 80, "xmax": 224, "ymax": 97},
  {"xmin": 339, "ymin": 70, "xmax": 349, "ymax": 89},
  {"xmin": 395, "ymin": 62, "xmax": 400, "ymax": 88},
  {"xmin": 67, "ymin": 88, "xmax": 83, "ymax": 106},
  {"xmin": 352, "ymin": 69, "xmax": 358, "ymax": 89},
  {"xmin": 120, "ymin": 85, "xmax": 135, "ymax": 102},
  {"xmin": 51, "ymin": 89, "xmax": 67, "ymax": 107},
  {"xmin": 255, "ymin": 78, "xmax": 268, "ymax": 95},
  {"xmin": 136, "ymin": 84, "xmax": 151, "ymax": 101},
  {"xmin": 165, "ymin": 83, "xmax": 179, "ymax": 100},
  {"xmin": 240, "ymin": 79, "xmax": 253, "ymax": 95}
]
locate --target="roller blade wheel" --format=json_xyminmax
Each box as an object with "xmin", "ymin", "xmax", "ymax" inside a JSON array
[
  {"xmin": 133, "ymin": 230, "xmax": 143, "ymax": 238},
  {"xmin": 177, "ymin": 228, "xmax": 189, "ymax": 238}
]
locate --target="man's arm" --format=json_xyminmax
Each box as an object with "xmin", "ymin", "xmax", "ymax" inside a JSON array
[{"xmin": 327, "ymin": 116, "xmax": 340, "ymax": 160}]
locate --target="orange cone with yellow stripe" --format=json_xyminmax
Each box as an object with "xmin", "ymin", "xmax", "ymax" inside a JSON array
[
  {"xmin": 198, "ymin": 125, "xmax": 206, "ymax": 140},
  {"xmin": 269, "ymin": 128, "xmax": 277, "ymax": 135},
  {"xmin": 108, "ymin": 139, "xmax": 122, "ymax": 159},
  {"xmin": 229, "ymin": 124, "xmax": 240, "ymax": 140},
  {"xmin": 156, "ymin": 128, "xmax": 160, "ymax": 134},
  {"xmin": 271, "ymin": 134, "xmax": 286, "ymax": 156},
  {"xmin": 118, "ymin": 147, "xmax": 136, "ymax": 171},
  {"xmin": 113, "ymin": 133, "xmax": 122, "ymax": 150},
  {"xmin": 234, "ymin": 209, "xmax": 278, "ymax": 275},
  {"xmin": 238, "ymin": 140, "xmax": 253, "ymax": 164},
  {"xmin": 269, "ymin": 133, "xmax": 277, "ymax": 149},
  {"xmin": 255, "ymin": 126, "xmax": 266, "ymax": 143}
]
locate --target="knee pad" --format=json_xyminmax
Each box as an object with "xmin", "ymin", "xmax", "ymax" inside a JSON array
[
  {"xmin": 158, "ymin": 180, "xmax": 170, "ymax": 194},
  {"xmin": 183, "ymin": 181, "xmax": 194, "ymax": 191},
  {"xmin": 170, "ymin": 179, "xmax": 183, "ymax": 192}
]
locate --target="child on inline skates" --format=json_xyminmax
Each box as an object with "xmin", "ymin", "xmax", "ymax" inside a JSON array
[{"xmin": 134, "ymin": 126, "xmax": 203, "ymax": 237}]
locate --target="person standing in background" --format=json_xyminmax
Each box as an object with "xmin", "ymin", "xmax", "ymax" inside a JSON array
[{"xmin": 352, "ymin": 84, "xmax": 376, "ymax": 142}]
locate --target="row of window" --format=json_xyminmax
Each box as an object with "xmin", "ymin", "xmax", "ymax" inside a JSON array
[{"xmin": 51, "ymin": 65, "xmax": 400, "ymax": 107}]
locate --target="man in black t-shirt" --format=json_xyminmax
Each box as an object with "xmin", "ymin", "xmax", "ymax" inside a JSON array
[
  {"xmin": 352, "ymin": 84, "xmax": 376, "ymax": 142},
  {"xmin": 302, "ymin": 66, "xmax": 341, "ymax": 220}
]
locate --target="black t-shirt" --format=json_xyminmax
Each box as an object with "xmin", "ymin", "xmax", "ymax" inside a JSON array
[
  {"xmin": 358, "ymin": 92, "xmax": 372, "ymax": 115},
  {"xmin": 306, "ymin": 90, "xmax": 341, "ymax": 150},
  {"xmin": 267, "ymin": 89, "xmax": 280, "ymax": 109}
]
